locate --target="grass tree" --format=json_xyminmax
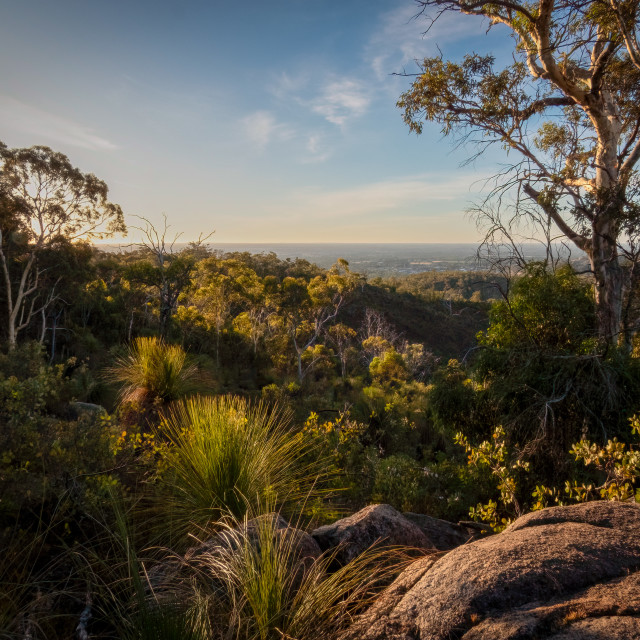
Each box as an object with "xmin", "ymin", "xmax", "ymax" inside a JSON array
[
  {"xmin": 107, "ymin": 336, "xmax": 202, "ymax": 405},
  {"xmin": 155, "ymin": 395, "xmax": 329, "ymax": 540}
]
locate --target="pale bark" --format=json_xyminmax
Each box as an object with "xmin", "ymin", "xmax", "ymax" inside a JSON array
[
  {"xmin": 407, "ymin": 0, "xmax": 640, "ymax": 347},
  {"xmin": 0, "ymin": 244, "xmax": 37, "ymax": 351}
]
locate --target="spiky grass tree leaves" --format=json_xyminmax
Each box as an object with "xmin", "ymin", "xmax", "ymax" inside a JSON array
[
  {"xmin": 107, "ymin": 337, "xmax": 202, "ymax": 405},
  {"xmin": 172, "ymin": 512, "xmax": 408, "ymax": 640},
  {"xmin": 155, "ymin": 396, "xmax": 329, "ymax": 541}
]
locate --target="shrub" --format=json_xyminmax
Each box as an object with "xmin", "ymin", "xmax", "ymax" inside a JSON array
[
  {"xmin": 371, "ymin": 454, "xmax": 424, "ymax": 512},
  {"xmin": 170, "ymin": 512, "xmax": 406, "ymax": 640},
  {"xmin": 155, "ymin": 396, "xmax": 328, "ymax": 541},
  {"xmin": 106, "ymin": 337, "xmax": 202, "ymax": 404}
]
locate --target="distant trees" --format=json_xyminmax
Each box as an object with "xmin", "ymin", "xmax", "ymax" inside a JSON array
[
  {"xmin": 126, "ymin": 216, "xmax": 212, "ymax": 340},
  {"xmin": 400, "ymin": 0, "xmax": 640, "ymax": 348},
  {"xmin": 189, "ymin": 257, "xmax": 260, "ymax": 365},
  {"xmin": 273, "ymin": 260, "xmax": 362, "ymax": 382},
  {"xmin": 0, "ymin": 143, "xmax": 125, "ymax": 349}
]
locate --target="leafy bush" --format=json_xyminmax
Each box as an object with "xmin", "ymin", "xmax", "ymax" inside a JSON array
[
  {"xmin": 457, "ymin": 416, "xmax": 640, "ymax": 531},
  {"xmin": 0, "ymin": 349, "xmax": 117, "ymax": 523},
  {"xmin": 371, "ymin": 454, "xmax": 424, "ymax": 512},
  {"xmin": 481, "ymin": 263, "xmax": 595, "ymax": 353},
  {"xmin": 465, "ymin": 266, "xmax": 640, "ymax": 482},
  {"xmin": 369, "ymin": 349, "xmax": 408, "ymax": 385}
]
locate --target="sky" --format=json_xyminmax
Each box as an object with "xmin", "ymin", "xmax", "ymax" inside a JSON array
[{"xmin": 0, "ymin": 0, "xmax": 514, "ymax": 244}]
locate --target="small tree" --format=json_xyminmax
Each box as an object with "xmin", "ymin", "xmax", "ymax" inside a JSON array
[
  {"xmin": 329, "ymin": 323, "xmax": 358, "ymax": 377},
  {"xmin": 0, "ymin": 143, "xmax": 125, "ymax": 349}
]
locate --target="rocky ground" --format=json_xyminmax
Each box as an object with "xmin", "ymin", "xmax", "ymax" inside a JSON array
[
  {"xmin": 150, "ymin": 501, "xmax": 640, "ymax": 639},
  {"xmin": 342, "ymin": 501, "xmax": 640, "ymax": 640}
]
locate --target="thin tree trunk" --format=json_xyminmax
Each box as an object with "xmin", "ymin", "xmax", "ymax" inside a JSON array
[
  {"xmin": 128, "ymin": 310, "xmax": 134, "ymax": 342},
  {"xmin": 3, "ymin": 252, "xmax": 36, "ymax": 351},
  {"xmin": 49, "ymin": 310, "xmax": 61, "ymax": 364}
]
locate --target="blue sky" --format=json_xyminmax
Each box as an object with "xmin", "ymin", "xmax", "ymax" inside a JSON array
[{"xmin": 0, "ymin": 0, "xmax": 513, "ymax": 243}]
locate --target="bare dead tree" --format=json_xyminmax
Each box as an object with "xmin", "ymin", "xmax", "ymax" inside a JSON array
[{"xmin": 128, "ymin": 215, "xmax": 213, "ymax": 339}]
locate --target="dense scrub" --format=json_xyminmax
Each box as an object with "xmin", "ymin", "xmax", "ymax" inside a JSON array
[{"xmin": 2, "ymin": 204, "xmax": 640, "ymax": 636}]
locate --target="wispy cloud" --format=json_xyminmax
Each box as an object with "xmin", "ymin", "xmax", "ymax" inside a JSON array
[
  {"xmin": 301, "ymin": 134, "xmax": 331, "ymax": 163},
  {"xmin": 270, "ymin": 71, "xmax": 310, "ymax": 101},
  {"xmin": 270, "ymin": 70, "xmax": 370, "ymax": 128},
  {"xmin": 284, "ymin": 172, "xmax": 484, "ymax": 219},
  {"xmin": 367, "ymin": 5, "xmax": 428, "ymax": 80},
  {"xmin": 367, "ymin": 6, "xmax": 486, "ymax": 80},
  {"xmin": 310, "ymin": 78, "xmax": 370, "ymax": 127},
  {"xmin": 0, "ymin": 95, "xmax": 117, "ymax": 150},
  {"xmin": 240, "ymin": 110, "xmax": 294, "ymax": 151}
]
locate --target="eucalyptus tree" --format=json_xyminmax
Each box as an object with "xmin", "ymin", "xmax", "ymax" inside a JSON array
[
  {"xmin": 0, "ymin": 143, "xmax": 125, "ymax": 349},
  {"xmin": 399, "ymin": 0, "xmax": 640, "ymax": 348},
  {"xmin": 273, "ymin": 259, "xmax": 361, "ymax": 382},
  {"xmin": 187, "ymin": 257, "xmax": 262, "ymax": 365}
]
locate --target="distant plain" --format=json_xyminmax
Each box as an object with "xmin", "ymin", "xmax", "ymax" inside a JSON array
[{"xmin": 99, "ymin": 242, "xmax": 570, "ymax": 277}]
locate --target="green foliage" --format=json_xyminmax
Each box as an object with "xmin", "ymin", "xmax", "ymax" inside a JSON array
[
  {"xmin": 470, "ymin": 265, "xmax": 640, "ymax": 480},
  {"xmin": 566, "ymin": 414, "xmax": 640, "ymax": 502},
  {"xmin": 369, "ymin": 349, "xmax": 408, "ymax": 385},
  {"xmin": 0, "ymin": 211, "xmax": 545, "ymax": 636},
  {"xmin": 174, "ymin": 512, "xmax": 405, "ymax": 640},
  {"xmin": 81, "ymin": 491, "xmax": 210, "ymax": 640},
  {"xmin": 107, "ymin": 337, "xmax": 204, "ymax": 404},
  {"xmin": 301, "ymin": 411, "xmax": 375, "ymax": 504},
  {"xmin": 457, "ymin": 416, "xmax": 640, "ymax": 531},
  {"xmin": 0, "ymin": 143, "xmax": 125, "ymax": 349},
  {"xmin": 0, "ymin": 346, "xmax": 117, "ymax": 522},
  {"xmin": 481, "ymin": 264, "xmax": 595, "ymax": 353},
  {"xmin": 0, "ymin": 352, "xmax": 67, "ymax": 422},
  {"xmin": 385, "ymin": 270, "xmax": 502, "ymax": 303},
  {"xmin": 426, "ymin": 359, "xmax": 480, "ymax": 431},
  {"xmin": 371, "ymin": 454, "xmax": 424, "ymax": 512},
  {"xmin": 155, "ymin": 396, "xmax": 328, "ymax": 540},
  {"xmin": 456, "ymin": 426, "xmax": 530, "ymax": 531}
]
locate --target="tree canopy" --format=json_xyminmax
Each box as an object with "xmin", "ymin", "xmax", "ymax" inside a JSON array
[
  {"xmin": 0, "ymin": 143, "xmax": 125, "ymax": 348},
  {"xmin": 399, "ymin": 0, "xmax": 640, "ymax": 348}
]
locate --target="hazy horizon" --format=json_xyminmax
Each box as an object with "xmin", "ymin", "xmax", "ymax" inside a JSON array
[{"xmin": 96, "ymin": 241, "xmax": 575, "ymax": 276}]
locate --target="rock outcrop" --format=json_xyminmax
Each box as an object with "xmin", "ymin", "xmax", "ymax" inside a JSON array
[
  {"xmin": 342, "ymin": 501, "xmax": 640, "ymax": 640},
  {"xmin": 311, "ymin": 504, "xmax": 435, "ymax": 566},
  {"xmin": 402, "ymin": 511, "xmax": 476, "ymax": 550}
]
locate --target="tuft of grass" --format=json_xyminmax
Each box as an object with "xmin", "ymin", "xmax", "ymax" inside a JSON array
[
  {"xmin": 155, "ymin": 396, "xmax": 328, "ymax": 541},
  {"xmin": 79, "ymin": 489, "xmax": 211, "ymax": 640},
  {"xmin": 106, "ymin": 337, "xmax": 202, "ymax": 405},
  {"xmin": 186, "ymin": 511, "xmax": 409, "ymax": 640},
  {"xmin": 72, "ymin": 487, "xmax": 411, "ymax": 640},
  {"xmin": 0, "ymin": 509, "xmax": 81, "ymax": 639}
]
